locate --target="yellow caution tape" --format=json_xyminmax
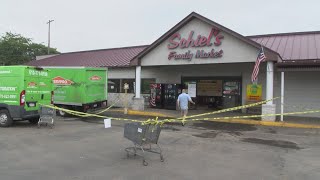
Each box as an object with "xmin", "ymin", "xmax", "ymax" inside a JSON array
[
  {"xmin": 190, "ymin": 109, "xmax": 320, "ymax": 122},
  {"xmin": 94, "ymin": 99, "xmax": 121, "ymax": 115},
  {"xmin": 41, "ymin": 104, "xmax": 146, "ymax": 123},
  {"xmin": 39, "ymin": 96, "xmax": 320, "ymax": 129},
  {"xmin": 162, "ymin": 97, "xmax": 279, "ymax": 122}
]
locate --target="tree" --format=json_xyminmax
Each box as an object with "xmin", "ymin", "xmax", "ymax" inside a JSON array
[{"xmin": 0, "ymin": 32, "xmax": 59, "ymax": 65}]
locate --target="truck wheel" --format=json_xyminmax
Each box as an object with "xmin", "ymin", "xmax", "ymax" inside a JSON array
[
  {"xmin": 58, "ymin": 106, "xmax": 69, "ymax": 117},
  {"xmin": 28, "ymin": 118, "xmax": 39, "ymax": 124},
  {"xmin": 0, "ymin": 109, "xmax": 13, "ymax": 127}
]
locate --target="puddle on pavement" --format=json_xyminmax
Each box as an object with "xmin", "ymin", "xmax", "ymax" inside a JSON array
[
  {"xmin": 161, "ymin": 125, "xmax": 181, "ymax": 131},
  {"xmin": 193, "ymin": 130, "xmax": 243, "ymax": 138},
  {"xmin": 192, "ymin": 121, "xmax": 257, "ymax": 131},
  {"xmin": 266, "ymin": 128, "xmax": 277, "ymax": 134},
  {"xmin": 241, "ymin": 138, "xmax": 301, "ymax": 150},
  {"xmin": 193, "ymin": 131, "xmax": 219, "ymax": 138}
]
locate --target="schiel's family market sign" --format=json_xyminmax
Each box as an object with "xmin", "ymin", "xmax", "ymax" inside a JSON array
[{"xmin": 167, "ymin": 27, "xmax": 224, "ymax": 61}]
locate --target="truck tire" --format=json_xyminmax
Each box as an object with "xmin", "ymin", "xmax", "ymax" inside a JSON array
[
  {"xmin": 0, "ymin": 109, "xmax": 13, "ymax": 127},
  {"xmin": 57, "ymin": 106, "xmax": 70, "ymax": 117}
]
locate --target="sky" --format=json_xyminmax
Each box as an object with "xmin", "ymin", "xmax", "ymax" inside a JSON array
[{"xmin": 1, "ymin": 0, "xmax": 319, "ymax": 53}]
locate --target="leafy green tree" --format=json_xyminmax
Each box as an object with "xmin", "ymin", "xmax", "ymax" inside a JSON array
[{"xmin": 0, "ymin": 32, "xmax": 59, "ymax": 65}]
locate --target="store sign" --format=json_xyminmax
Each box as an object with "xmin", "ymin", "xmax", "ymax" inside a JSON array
[
  {"xmin": 246, "ymin": 84, "xmax": 262, "ymax": 101},
  {"xmin": 167, "ymin": 27, "xmax": 224, "ymax": 61}
]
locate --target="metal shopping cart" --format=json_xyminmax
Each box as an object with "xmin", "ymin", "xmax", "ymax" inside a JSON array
[
  {"xmin": 38, "ymin": 106, "xmax": 56, "ymax": 128},
  {"xmin": 124, "ymin": 122, "xmax": 164, "ymax": 166}
]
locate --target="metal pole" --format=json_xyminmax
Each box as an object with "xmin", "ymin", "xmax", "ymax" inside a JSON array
[
  {"xmin": 124, "ymin": 89, "xmax": 128, "ymax": 114},
  {"xmin": 124, "ymin": 83, "xmax": 129, "ymax": 114},
  {"xmin": 281, "ymin": 71, "xmax": 285, "ymax": 121},
  {"xmin": 47, "ymin": 20, "xmax": 54, "ymax": 55}
]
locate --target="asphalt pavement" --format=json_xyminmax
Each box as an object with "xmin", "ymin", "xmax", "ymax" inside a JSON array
[{"xmin": 0, "ymin": 116, "xmax": 319, "ymax": 180}]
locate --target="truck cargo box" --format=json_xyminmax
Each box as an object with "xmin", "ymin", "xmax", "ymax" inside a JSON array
[{"xmin": 48, "ymin": 67, "xmax": 108, "ymax": 116}]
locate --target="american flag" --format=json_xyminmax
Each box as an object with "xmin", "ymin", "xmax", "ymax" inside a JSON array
[{"xmin": 251, "ymin": 48, "xmax": 267, "ymax": 83}]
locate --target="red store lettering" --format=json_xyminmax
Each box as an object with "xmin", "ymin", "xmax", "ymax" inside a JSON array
[{"xmin": 167, "ymin": 27, "xmax": 224, "ymax": 49}]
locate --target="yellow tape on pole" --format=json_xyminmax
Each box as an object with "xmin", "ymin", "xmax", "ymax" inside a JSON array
[
  {"xmin": 162, "ymin": 97, "xmax": 280, "ymax": 123},
  {"xmin": 40, "ymin": 96, "xmax": 320, "ymax": 129}
]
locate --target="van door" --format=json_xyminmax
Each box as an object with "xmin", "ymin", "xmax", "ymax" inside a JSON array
[{"xmin": 25, "ymin": 68, "xmax": 50, "ymax": 111}]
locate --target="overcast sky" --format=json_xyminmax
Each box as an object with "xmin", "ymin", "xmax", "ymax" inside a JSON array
[{"xmin": 1, "ymin": 0, "xmax": 319, "ymax": 53}]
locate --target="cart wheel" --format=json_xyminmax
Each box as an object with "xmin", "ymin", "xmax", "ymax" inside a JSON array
[
  {"xmin": 160, "ymin": 155, "xmax": 164, "ymax": 162},
  {"xmin": 143, "ymin": 160, "xmax": 148, "ymax": 166}
]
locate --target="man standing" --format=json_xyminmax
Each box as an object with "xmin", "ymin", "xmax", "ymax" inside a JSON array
[{"xmin": 177, "ymin": 89, "xmax": 195, "ymax": 125}]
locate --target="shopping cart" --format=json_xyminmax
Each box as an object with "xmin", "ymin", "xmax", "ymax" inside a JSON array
[
  {"xmin": 38, "ymin": 106, "xmax": 56, "ymax": 128},
  {"xmin": 124, "ymin": 122, "xmax": 164, "ymax": 166}
]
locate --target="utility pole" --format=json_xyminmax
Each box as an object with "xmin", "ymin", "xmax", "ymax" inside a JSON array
[{"xmin": 47, "ymin": 20, "xmax": 54, "ymax": 55}]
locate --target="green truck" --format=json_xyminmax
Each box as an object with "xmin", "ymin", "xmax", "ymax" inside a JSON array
[
  {"xmin": 48, "ymin": 67, "xmax": 108, "ymax": 116},
  {"xmin": 0, "ymin": 66, "xmax": 53, "ymax": 127}
]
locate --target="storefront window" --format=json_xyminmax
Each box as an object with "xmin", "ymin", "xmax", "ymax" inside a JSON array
[
  {"xmin": 141, "ymin": 79, "xmax": 156, "ymax": 94},
  {"xmin": 197, "ymin": 80, "xmax": 222, "ymax": 96},
  {"xmin": 108, "ymin": 79, "xmax": 120, "ymax": 93},
  {"xmin": 121, "ymin": 79, "xmax": 135, "ymax": 93}
]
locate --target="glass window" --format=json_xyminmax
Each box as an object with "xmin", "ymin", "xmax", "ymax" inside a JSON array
[
  {"xmin": 108, "ymin": 79, "xmax": 120, "ymax": 93},
  {"xmin": 141, "ymin": 79, "xmax": 156, "ymax": 94},
  {"xmin": 121, "ymin": 79, "xmax": 135, "ymax": 93}
]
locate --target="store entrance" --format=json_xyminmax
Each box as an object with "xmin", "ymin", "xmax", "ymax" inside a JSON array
[{"xmin": 182, "ymin": 77, "xmax": 242, "ymax": 110}]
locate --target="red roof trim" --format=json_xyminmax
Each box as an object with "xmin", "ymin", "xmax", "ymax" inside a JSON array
[
  {"xmin": 59, "ymin": 45, "xmax": 148, "ymax": 55},
  {"xmin": 247, "ymin": 31, "xmax": 320, "ymax": 38},
  {"xmin": 27, "ymin": 45, "xmax": 148, "ymax": 68}
]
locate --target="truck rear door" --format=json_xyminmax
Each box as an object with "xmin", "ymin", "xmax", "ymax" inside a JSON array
[
  {"xmin": 25, "ymin": 68, "xmax": 51, "ymax": 111},
  {"xmin": 85, "ymin": 69, "xmax": 107, "ymax": 104}
]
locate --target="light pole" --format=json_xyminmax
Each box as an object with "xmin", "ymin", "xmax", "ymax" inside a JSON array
[{"xmin": 47, "ymin": 20, "xmax": 54, "ymax": 55}]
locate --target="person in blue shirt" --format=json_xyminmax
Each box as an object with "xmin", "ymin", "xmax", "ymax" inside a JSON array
[{"xmin": 177, "ymin": 89, "xmax": 195, "ymax": 125}]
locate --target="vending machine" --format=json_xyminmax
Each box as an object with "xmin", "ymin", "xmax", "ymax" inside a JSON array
[
  {"xmin": 222, "ymin": 81, "xmax": 241, "ymax": 109},
  {"xmin": 149, "ymin": 83, "xmax": 162, "ymax": 108},
  {"xmin": 163, "ymin": 84, "xmax": 181, "ymax": 110},
  {"xmin": 149, "ymin": 83, "xmax": 181, "ymax": 110}
]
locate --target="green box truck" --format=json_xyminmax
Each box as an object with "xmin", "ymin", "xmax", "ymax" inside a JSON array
[
  {"xmin": 0, "ymin": 66, "xmax": 53, "ymax": 127},
  {"xmin": 48, "ymin": 67, "xmax": 108, "ymax": 116}
]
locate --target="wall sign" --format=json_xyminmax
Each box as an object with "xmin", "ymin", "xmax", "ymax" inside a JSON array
[
  {"xmin": 167, "ymin": 27, "xmax": 224, "ymax": 61},
  {"xmin": 188, "ymin": 83, "xmax": 197, "ymax": 97},
  {"xmin": 197, "ymin": 80, "xmax": 222, "ymax": 96},
  {"xmin": 246, "ymin": 84, "xmax": 262, "ymax": 101}
]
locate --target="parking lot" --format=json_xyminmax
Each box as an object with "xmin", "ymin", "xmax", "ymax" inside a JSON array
[{"xmin": 1, "ymin": 115, "xmax": 320, "ymax": 180}]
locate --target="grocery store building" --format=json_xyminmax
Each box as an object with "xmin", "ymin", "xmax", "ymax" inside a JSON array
[{"xmin": 28, "ymin": 12, "xmax": 320, "ymax": 120}]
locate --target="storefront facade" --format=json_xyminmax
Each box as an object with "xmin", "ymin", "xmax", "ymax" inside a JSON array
[
  {"xmin": 127, "ymin": 13, "xmax": 280, "ymax": 121},
  {"xmin": 29, "ymin": 12, "xmax": 320, "ymax": 120}
]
